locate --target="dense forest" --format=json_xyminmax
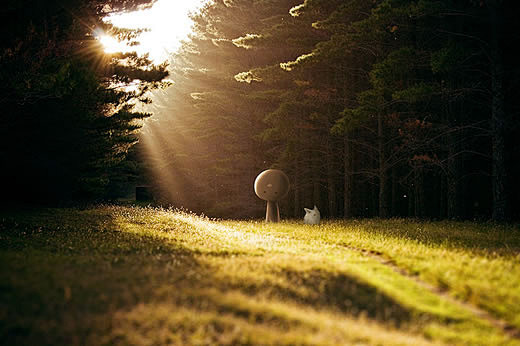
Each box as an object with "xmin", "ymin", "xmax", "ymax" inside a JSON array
[
  {"xmin": 142, "ymin": 0, "xmax": 520, "ymax": 220},
  {"xmin": 2, "ymin": 0, "xmax": 519, "ymax": 221},
  {"xmin": 0, "ymin": 0, "xmax": 168, "ymax": 205}
]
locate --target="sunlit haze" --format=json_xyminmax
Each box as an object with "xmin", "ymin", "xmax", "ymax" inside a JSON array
[{"xmin": 100, "ymin": 0, "xmax": 208, "ymax": 63}]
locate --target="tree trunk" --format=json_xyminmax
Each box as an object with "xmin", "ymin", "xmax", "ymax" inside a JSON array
[
  {"xmin": 343, "ymin": 134, "xmax": 353, "ymax": 218},
  {"xmin": 408, "ymin": 185, "xmax": 414, "ymax": 217},
  {"xmin": 489, "ymin": 1, "xmax": 508, "ymax": 221},
  {"xmin": 371, "ymin": 181, "xmax": 378, "ymax": 217},
  {"xmin": 414, "ymin": 168, "xmax": 425, "ymax": 218},
  {"xmin": 327, "ymin": 164, "xmax": 336, "ymax": 218},
  {"xmin": 312, "ymin": 153, "xmax": 320, "ymax": 208},
  {"xmin": 378, "ymin": 112, "xmax": 389, "ymax": 218},
  {"xmin": 446, "ymin": 172, "xmax": 458, "ymax": 219},
  {"xmin": 293, "ymin": 151, "xmax": 301, "ymax": 218},
  {"xmin": 446, "ymin": 116, "xmax": 461, "ymax": 219},
  {"xmin": 326, "ymin": 126, "xmax": 336, "ymax": 218},
  {"xmin": 391, "ymin": 166, "xmax": 398, "ymax": 217},
  {"xmin": 439, "ymin": 174, "xmax": 446, "ymax": 219}
]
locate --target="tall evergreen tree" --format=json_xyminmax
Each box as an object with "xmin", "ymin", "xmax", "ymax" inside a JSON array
[
  {"xmin": 139, "ymin": 0, "xmax": 306, "ymax": 217},
  {"xmin": 135, "ymin": 0, "xmax": 519, "ymax": 220},
  {"xmin": 0, "ymin": 0, "xmax": 168, "ymax": 204}
]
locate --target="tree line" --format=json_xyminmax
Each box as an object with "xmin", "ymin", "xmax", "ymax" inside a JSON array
[
  {"xmin": 0, "ymin": 0, "xmax": 168, "ymax": 206},
  {"xmin": 143, "ymin": 0, "xmax": 519, "ymax": 221},
  {"xmin": 3, "ymin": 0, "xmax": 517, "ymax": 220}
]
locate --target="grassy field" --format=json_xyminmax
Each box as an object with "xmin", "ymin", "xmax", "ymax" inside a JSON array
[{"xmin": 1, "ymin": 206, "xmax": 519, "ymax": 345}]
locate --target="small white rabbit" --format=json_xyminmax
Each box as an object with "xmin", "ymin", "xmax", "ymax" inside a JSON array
[{"xmin": 304, "ymin": 205, "xmax": 320, "ymax": 225}]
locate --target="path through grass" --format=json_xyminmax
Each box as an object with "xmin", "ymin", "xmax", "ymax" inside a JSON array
[{"xmin": 1, "ymin": 206, "xmax": 519, "ymax": 345}]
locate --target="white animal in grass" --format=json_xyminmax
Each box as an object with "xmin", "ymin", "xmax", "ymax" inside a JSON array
[{"xmin": 304, "ymin": 205, "xmax": 321, "ymax": 225}]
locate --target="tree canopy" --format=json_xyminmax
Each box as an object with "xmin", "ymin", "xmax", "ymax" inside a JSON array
[
  {"xmin": 3, "ymin": 0, "xmax": 518, "ymax": 220},
  {"xmin": 142, "ymin": 0, "xmax": 519, "ymax": 220},
  {"xmin": 0, "ymin": 0, "xmax": 168, "ymax": 205}
]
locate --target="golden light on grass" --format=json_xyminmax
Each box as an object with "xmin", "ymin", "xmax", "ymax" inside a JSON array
[{"xmin": 3, "ymin": 206, "xmax": 519, "ymax": 345}]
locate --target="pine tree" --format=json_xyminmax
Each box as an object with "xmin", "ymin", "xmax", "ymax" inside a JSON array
[
  {"xmin": 134, "ymin": 0, "xmax": 520, "ymax": 219},
  {"xmin": 139, "ymin": 0, "xmax": 306, "ymax": 217},
  {"xmin": 0, "ymin": 0, "xmax": 168, "ymax": 204}
]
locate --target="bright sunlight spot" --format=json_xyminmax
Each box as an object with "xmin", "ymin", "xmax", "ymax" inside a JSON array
[
  {"xmin": 99, "ymin": 0, "xmax": 209, "ymax": 63},
  {"xmin": 98, "ymin": 34, "xmax": 128, "ymax": 54}
]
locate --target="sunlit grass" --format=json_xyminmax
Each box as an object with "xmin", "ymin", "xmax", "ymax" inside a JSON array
[{"xmin": 1, "ymin": 206, "xmax": 519, "ymax": 345}]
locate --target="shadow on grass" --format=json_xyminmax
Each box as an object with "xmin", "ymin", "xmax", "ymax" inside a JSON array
[
  {"xmin": 1, "ymin": 209, "xmax": 422, "ymax": 345},
  {"xmin": 277, "ymin": 268, "xmax": 412, "ymax": 326},
  {"xmin": 0, "ymin": 209, "xmax": 203, "ymax": 345}
]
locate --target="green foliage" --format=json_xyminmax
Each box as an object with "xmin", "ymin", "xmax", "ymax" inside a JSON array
[
  {"xmin": 139, "ymin": 0, "xmax": 517, "ymax": 220},
  {"xmin": 139, "ymin": 0, "xmax": 316, "ymax": 216},
  {"xmin": 370, "ymin": 47, "xmax": 418, "ymax": 90},
  {"xmin": 0, "ymin": 0, "xmax": 168, "ymax": 204},
  {"xmin": 431, "ymin": 44, "xmax": 468, "ymax": 74},
  {"xmin": 392, "ymin": 83, "xmax": 434, "ymax": 103}
]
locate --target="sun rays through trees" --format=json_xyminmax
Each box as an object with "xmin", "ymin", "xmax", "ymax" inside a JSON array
[
  {"xmin": 0, "ymin": 0, "xmax": 169, "ymax": 205},
  {"xmin": 138, "ymin": 0, "xmax": 520, "ymax": 220}
]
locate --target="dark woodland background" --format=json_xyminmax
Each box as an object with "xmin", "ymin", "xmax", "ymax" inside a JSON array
[{"xmin": 1, "ymin": 0, "xmax": 519, "ymax": 221}]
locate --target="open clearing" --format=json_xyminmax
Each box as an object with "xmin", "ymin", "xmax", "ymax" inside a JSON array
[{"xmin": 1, "ymin": 206, "xmax": 519, "ymax": 345}]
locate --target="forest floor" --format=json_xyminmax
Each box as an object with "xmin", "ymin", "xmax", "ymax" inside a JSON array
[{"xmin": 1, "ymin": 206, "xmax": 519, "ymax": 345}]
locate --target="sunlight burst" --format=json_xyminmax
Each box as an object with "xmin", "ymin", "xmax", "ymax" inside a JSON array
[
  {"xmin": 100, "ymin": 0, "xmax": 208, "ymax": 63},
  {"xmin": 98, "ymin": 34, "xmax": 129, "ymax": 54}
]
